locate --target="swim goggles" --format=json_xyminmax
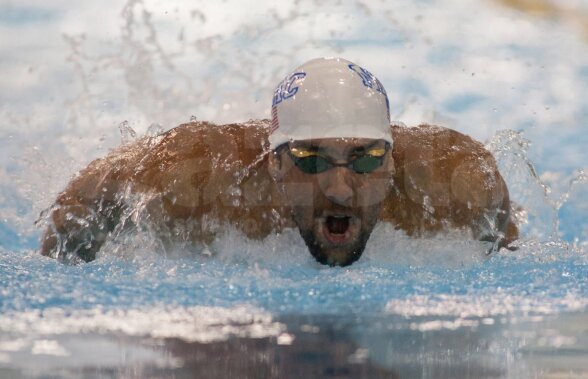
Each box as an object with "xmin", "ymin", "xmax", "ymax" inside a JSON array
[{"xmin": 282, "ymin": 142, "xmax": 390, "ymax": 174}]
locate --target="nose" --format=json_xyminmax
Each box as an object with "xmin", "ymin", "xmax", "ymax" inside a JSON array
[{"xmin": 320, "ymin": 167, "xmax": 354, "ymax": 206}]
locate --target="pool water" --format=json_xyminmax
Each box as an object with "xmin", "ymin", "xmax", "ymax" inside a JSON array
[
  {"xmin": 1, "ymin": 1, "xmax": 587, "ymax": 378},
  {"xmin": 1, "ymin": 229, "xmax": 587, "ymax": 378}
]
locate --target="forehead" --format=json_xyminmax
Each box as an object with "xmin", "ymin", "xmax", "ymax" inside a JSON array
[{"xmin": 289, "ymin": 138, "xmax": 386, "ymax": 153}]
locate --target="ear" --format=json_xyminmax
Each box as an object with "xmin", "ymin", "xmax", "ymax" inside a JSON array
[{"xmin": 268, "ymin": 150, "xmax": 284, "ymax": 181}]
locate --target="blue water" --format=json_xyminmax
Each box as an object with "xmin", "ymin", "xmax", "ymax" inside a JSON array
[{"xmin": 1, "ymin": 0, "xmax": 587, "ymax": 377}]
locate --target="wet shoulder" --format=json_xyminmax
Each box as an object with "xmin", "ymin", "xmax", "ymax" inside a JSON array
[
  {"xmin": 131, "ymin": 120, "xmax": 268, "ymax": 174},
  {"xmin": 390, "ymin": 123, "xmax": 492, "ymax": 163},
  {"xmin": 150, "ymin": 119, "xmax": 270, "ymax": 166}
]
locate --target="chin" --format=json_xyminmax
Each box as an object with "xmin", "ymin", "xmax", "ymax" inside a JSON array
[
  {"xmin": 298, "ymin": 221, "xmax": 373, "ymax": 267},
  {"xmin": 308, "ymin": 240, "xmax": 367, "ymax": 266}
]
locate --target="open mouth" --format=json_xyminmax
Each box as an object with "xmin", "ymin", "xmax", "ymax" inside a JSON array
[{"xmin": 322, "ymin": 215, "xmax": 352, "ymax": 244}]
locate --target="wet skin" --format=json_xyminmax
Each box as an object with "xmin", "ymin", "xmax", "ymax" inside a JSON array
[
  {"xmin": 268, "ymin": 138, "xmax": 395, "ymax": 266},
  {"xmin": 40, "ymin": 120, "xmax": 518, "ymax": 265}
]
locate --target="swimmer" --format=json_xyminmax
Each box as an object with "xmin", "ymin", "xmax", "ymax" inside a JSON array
[{"xmin": 40, "ymin": 57, "xmax": 518, "ymax": 266}]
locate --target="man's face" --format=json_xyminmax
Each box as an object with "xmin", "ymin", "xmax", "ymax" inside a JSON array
[{"xmin": 269, "ymin": 138, "xmax": 395, "ymax": 266}]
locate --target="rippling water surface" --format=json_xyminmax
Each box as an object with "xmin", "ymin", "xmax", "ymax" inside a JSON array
[{"xmin": 1, "ymin": 1, "xmax": 587, "ymax": 378}]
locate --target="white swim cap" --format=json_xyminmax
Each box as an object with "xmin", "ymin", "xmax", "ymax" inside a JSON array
[{"xmin": 269, "ymin": 57, "xmax": 391, "ymax": 149}]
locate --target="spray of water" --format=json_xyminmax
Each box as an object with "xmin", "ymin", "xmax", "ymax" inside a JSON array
[{"xmin": 488, "ymin": 130, "xmax": 588, "ymax": 244}]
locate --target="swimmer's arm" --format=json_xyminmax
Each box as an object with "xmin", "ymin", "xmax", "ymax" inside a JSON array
[
  {"xmin": 444, "ymin": 131, "xmax": 519, "ymax": 249},
  {"xmin": 385, "ymin": 124, "xmax": 518, "ymax": 249},
  {"xmin": 39, "ymin": 123, "xmax": 213, "ymax": 261},
  {"xmin": 452, "ymin": 159, "xmax": 519, "ymax": 249},
  {"xmin": 40, "ymin": 157, "xmax": 128, "ymax": 263}
]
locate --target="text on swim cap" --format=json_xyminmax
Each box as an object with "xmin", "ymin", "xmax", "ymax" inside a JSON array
[
  {"xmin": 348, "ymin": 64, "xmax": 390, "ymax": 120},
  {"xmin": 347, "ymin": 64, "xmax": 386, "ymax": 95},
  {"xmin": 272, "ymin": 72, "xmax": 306, "ymax": 107}
]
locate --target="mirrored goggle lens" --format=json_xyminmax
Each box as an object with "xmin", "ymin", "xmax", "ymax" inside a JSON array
[
  {"xmin": 292, "ymin": 154, "xmax": 384, "ymax": 174},
  {"xmin": 351, "ymin": 155, "xmax": 384, "ymax": 173},
  {"xmin": 294, "ymin": 155, "xmax": 330, "ymax": 174}
]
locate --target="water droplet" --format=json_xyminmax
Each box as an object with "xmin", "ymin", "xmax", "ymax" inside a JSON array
[
  {"xmin": 277, "ymin": 333, "xmax": 295, "ymax": 345},
  {"xmin": 146, "ymin": 123, "xmax": 163, "ymax": 137},
  {"xmin": 118, "ymin": 121, "xmax": 137, "ymax": 145}
]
